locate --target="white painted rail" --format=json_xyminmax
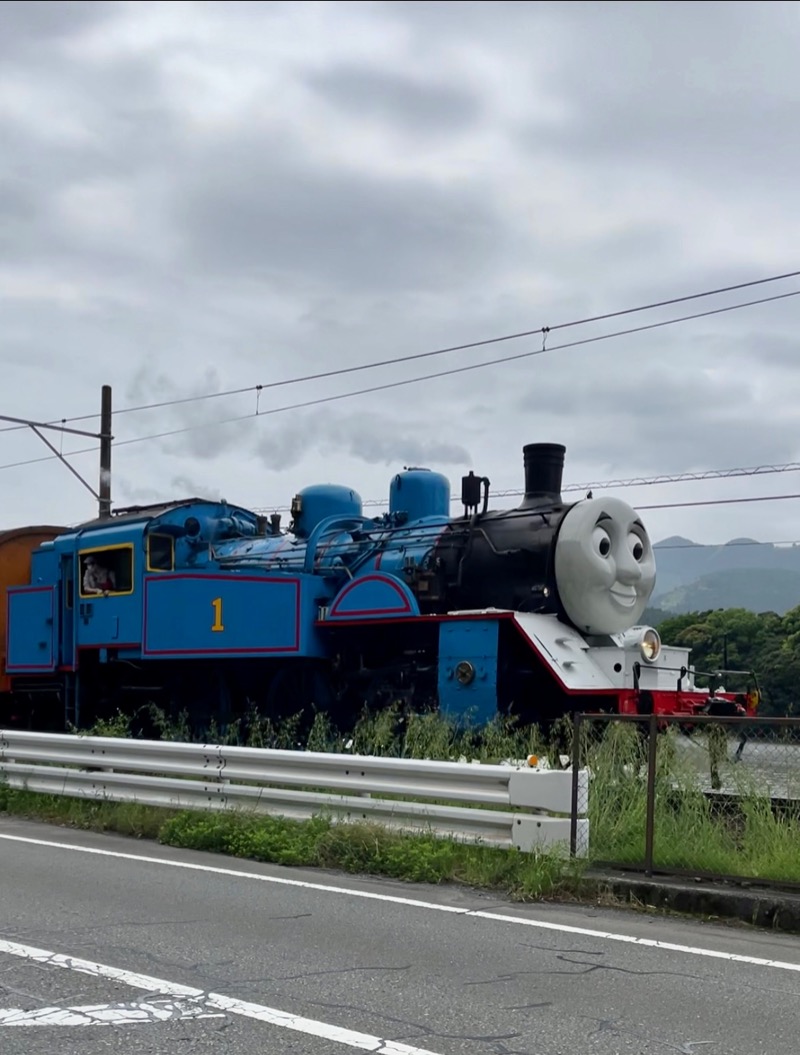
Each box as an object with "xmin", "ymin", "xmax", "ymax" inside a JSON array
[{"xmin": 0, "ymin": 730, "xmax": 589, "ymax": 855}]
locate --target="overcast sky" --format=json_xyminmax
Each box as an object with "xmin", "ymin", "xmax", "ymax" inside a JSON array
[{"xmin": 2, "ymin": 0, "xmax": 800, "ymax": 549}]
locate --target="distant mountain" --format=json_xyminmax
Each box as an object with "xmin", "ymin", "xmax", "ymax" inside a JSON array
[
  {"xmin": 650, "ymin": 537, "xmax": 800, "ymax": 615},
  {"xmin": 653, "ymin": 568, "xmax": 800, "ymax": 616}
]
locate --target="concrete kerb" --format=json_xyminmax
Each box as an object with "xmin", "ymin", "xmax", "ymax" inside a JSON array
[{"xmin": 582, "ymin": 868, "xmax": 800, "ymax": 935}]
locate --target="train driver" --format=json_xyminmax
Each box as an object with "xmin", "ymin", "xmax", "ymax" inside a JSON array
[{"xmin": 82, "ymin": 555, "xmax": 116, "ymax": 595}]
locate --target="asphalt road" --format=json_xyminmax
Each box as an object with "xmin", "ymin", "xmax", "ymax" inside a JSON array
[{"xmin": 1, "ymin": 817, "xmax": 800, "ymax": 1054}]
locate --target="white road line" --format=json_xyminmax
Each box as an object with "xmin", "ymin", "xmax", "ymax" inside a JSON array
[
  {"xmin": 0, "ymin": 998, "xmax": 225, "ymax": 1026},
  {"xmin": 2, "ymin": 832, "xmax": 800, "ymax": 975},
  {"xmin": 0, "ymin": 939, "xmax": 444, "ymax": 1053}
]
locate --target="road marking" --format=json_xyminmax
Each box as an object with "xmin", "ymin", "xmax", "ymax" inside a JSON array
[
  {"xmin": 0, "ymin": 939, "xmax": 444, "ymax": 1053},
  {"xmin": 2, "ymin": 832, "xmax": 800, "ymax": 975},
  {"xmin": 0, "ymin": 998, "xmax": 224, "ymax": 1026}
]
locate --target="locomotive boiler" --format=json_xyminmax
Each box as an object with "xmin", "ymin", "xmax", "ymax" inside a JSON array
[{"xmin": 0, "ymin": 442, "xmax": 750, "ymax": 733}]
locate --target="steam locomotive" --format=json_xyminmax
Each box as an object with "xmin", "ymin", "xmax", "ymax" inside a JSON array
[{"xmin": 0, "ymin": 442, "xmax": 752, "ymax": 732}]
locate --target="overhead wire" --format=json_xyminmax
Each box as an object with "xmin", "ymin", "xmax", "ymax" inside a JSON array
[
  {"xmin": 654, "ymin": 538, "xmax": 800, "ymax": 549},
  {"xmin": 257, "ymin": 461, "xmax": 800, "ymax": 513},
  {"xmin": 3, "ymin": 284, "xmax": 800, "ymax": 472},
  {"xmin": 638, "ymin": 492, "xmax": 800, "ymax": 511},
  {"xmin": 1, "ymin": 266, "xmax": 800, "ymax": 434}
]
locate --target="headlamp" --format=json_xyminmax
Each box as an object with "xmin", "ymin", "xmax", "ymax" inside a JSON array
[{"xmin": 640, "ymin": 627, "xmax": 661, "ymax": 662}]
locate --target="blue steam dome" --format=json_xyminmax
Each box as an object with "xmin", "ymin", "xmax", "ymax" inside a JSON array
[
  {"xmin": 291, "ymin": 484, "xmax": 363, "ymax": 538},
  {"xmin": 389, "ymin": 468, "xmax": 451, "ymax": 522}
]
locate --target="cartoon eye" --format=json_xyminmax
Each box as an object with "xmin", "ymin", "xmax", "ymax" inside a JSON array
[
  {"xmin": 628, "ymin": 532, "xmax": 644, "ymax": 561},
  {"xmin": 592, "ymin": 525, "xmax": 612, "ymax": 558}
]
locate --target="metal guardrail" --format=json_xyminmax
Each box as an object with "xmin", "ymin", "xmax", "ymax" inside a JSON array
[{"xmin": 0, "ymin": 731, "xmax": 589, "ymax": 855}]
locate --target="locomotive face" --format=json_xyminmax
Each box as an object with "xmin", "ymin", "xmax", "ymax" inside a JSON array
[{"xmin": 553, "ymin": 496, "xmax": 656, "ymax": 636}]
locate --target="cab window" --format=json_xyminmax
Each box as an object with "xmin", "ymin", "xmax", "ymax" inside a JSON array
[
  {"xmin": 147, "ymin": 534, "xmax": 174, "ymax": 572},
  {"xmin": 79, "ymin": 546, "xmax": 134, "ymax": 597}
]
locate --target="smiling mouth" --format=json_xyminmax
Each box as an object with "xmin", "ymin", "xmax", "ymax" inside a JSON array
[{"xmin": 610, "ymin": 585, "xmax": 637, "ymax": 607}]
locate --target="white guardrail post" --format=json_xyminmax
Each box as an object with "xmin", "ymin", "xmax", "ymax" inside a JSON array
[{"xmin": 0, "ymin": 731, "xmax": 589, "ymax": 857}]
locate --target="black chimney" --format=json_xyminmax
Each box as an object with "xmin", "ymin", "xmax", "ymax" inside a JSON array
[{"xmin": 521, "ymin": 443, "xmax": 565, "ymax": 507}]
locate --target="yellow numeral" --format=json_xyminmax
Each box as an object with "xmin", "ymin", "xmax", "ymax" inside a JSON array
[{"xmin": 211, "ymin": 597, "xmax": 224, "ymax": 632}]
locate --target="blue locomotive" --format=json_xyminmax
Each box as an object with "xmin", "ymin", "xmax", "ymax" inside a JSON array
[{"xmin": 1, "ymin": 443, "xmax": 741, "ymax": 732}]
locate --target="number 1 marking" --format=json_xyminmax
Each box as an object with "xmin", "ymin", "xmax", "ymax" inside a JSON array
[{"xmin": 211, "ymin": 597, "xmax": 224, "ymax": 632}]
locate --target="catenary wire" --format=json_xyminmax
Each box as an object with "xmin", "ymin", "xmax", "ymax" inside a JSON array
[
  {"xmin": 1, "ymin": 267, "xmax": 799, "ymax": 434},
  {"xmin": 3, "ymin": 285, "xmax": 798, "ymax": 471},
  {"xmin": 254, "ymin": 461, "xmax": 800, "ymax": 512},
  {"xmin": 638, "ymin": 493, "xmax": 800, "ymax": 511},
  {"xmin": 654, "ymin": 538, "xmax": 800, "ymax": 549}
]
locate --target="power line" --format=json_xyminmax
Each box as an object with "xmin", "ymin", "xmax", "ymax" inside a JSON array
[
  {"xmin": 638, "ymin": 492, "xmax": 800, "ymax": 511},
  {"xmin": 2, "ymin": 267, "xmax": 799, "ymax": 434},
  {"xmin": 654, "ymin": 538, "xmax": 800, "ymax": 549},
  {"xmin": 3, "ymin": 285, "xmax": 799, "ymax": 473},
  {"xmin": 253, "ymin": 461, "xmax": 800, "ymax": 513}
]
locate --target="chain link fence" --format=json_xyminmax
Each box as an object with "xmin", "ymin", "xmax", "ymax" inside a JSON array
[{"xmin": 569, "ymin": 713, "xmax": 800, "ymax": 886}]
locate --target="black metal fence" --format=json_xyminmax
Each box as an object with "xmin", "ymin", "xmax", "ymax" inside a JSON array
[{"xmin": 569, "ymin": 713, "xmax": 800, "ymax": 887}]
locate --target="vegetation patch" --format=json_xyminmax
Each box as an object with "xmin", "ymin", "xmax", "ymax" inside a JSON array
[
  {"xmin": 4, "ymin": 703, "xmax": 799, "ymax": 892},
  {"xmin": 581, "ymin": 718, "xmax": 800, "ymax": 883},
  {"xmin": 0, "ymin": 784, "xmax": 583, "ymax": 902}
]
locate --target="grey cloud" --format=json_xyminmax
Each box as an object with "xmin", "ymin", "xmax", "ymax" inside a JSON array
[
  {"xmin": 124, "ymin": 364, "xmax": 471, "ymax": 471},
  {"xmin": 254, "ymin": 412, "xmax": 471, "ymax": 476},
  {"xmin": 123, "ymin": 365, "xmax": 251, "ymax": 460},
  {"xmin": 0, "ymin": 1, "xmax": 116, "ymax": 55},
  {"xmin": 537, "ymin": 96, "xmax": 800, "ymax": 197},
  {"xmin": 520, "ymin": 4, "xmax": 800, "ymax": 192},
  {"xmin": 251, "ymin": 428, "xmax": 310, "ymax": 473},
  {"xmin": 0, "ymin": 176, "xmax": 38, "ymax": 226},
  {"xmin": 724, "ymin": 330, "xmax": 800, "ymax": 371},
  {"xmin": 378, "ymin": 1, "xmax": 544, "ymax": 37},
  {"xmin": 512, "ymin": 355, "xmax": 800, "ymax": 482},
  {"xmin": 328, "ymin": 427, "xmax": 470, "ymax": 469},
  {"xmin": 171, "ymin": 137, "xmax": 509, "ymax": 293},
  {"xmin": 305, "ymin": 66, "xmax": 481, "ymax": 134},
  {"xmin": 3, "ymin": 0, "xmax": 799, "ymax": 550},
  {"xmin": 0, "ymin": 58, "xmax": 180, "ymax": 277}
]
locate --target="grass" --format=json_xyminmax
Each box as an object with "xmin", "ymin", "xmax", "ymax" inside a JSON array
[
  {"xmin": 79, "ymin": 701, "xmax": 561, "ymax": 764},
  {"xmin": 0, "ymin": 784, "xmax": 583, "ymax": 902},
  {"xmin": 4, "ymin": 703, "xmax": 800, "ymax": 892},
  {"xmin": 582, "ymin": 719, "xmax": 800, "ymax": 884}
]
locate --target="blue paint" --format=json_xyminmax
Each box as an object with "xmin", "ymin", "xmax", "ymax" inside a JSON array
[
  {"xmin": 291, "ymin": 484, "xmax": 363, "ymax": 538},
  {"xmin": 326, "ymin": 574, "xmax": 421, "ymax": 620},
  {"xmin": 390, "ymin": 468, "xmax": 451, "ymax": 522},
  {"xmin": 6, "ymin": 587, "xmax": 57, "ymax": 671},
  {"xmin": 437, "ymin": 619, "xmax": 499, "ymax": 725},
  {"xmin": 142, "ymin": 573, "xmax": 306, "ymax": 657}
]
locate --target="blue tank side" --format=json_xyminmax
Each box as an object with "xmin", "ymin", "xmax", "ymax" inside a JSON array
[{"xmin": 390, "ymin": 469, "xmax": 451, "ymax": 523}]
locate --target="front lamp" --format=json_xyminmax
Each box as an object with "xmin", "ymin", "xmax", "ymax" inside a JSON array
[{"xmin": 639, "ymin": 627, "xmax": 661, "ymax": 662}]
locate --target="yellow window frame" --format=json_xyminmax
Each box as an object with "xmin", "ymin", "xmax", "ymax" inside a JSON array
[{"xmin": 78, "ymin": 542, "xmax": 135, "ymax": 598}]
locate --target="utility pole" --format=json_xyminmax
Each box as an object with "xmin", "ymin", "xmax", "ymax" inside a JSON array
[
  {"xmin": 99, "ymin": 384, "xmax": 112, "ymax": 519},
  {"xmin": 0, "ymin": 385, "xmax": 113, "ymax": 518}
]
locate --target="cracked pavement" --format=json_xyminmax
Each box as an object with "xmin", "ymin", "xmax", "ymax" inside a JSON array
[{"xmin": 2, "ymin": 817, "xmax": 800, "ymax": 1054}]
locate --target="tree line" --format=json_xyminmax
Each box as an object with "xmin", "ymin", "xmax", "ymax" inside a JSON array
[{"xmin": 649, "ymin": 606, "xmax": 800, "ymax": 717}]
